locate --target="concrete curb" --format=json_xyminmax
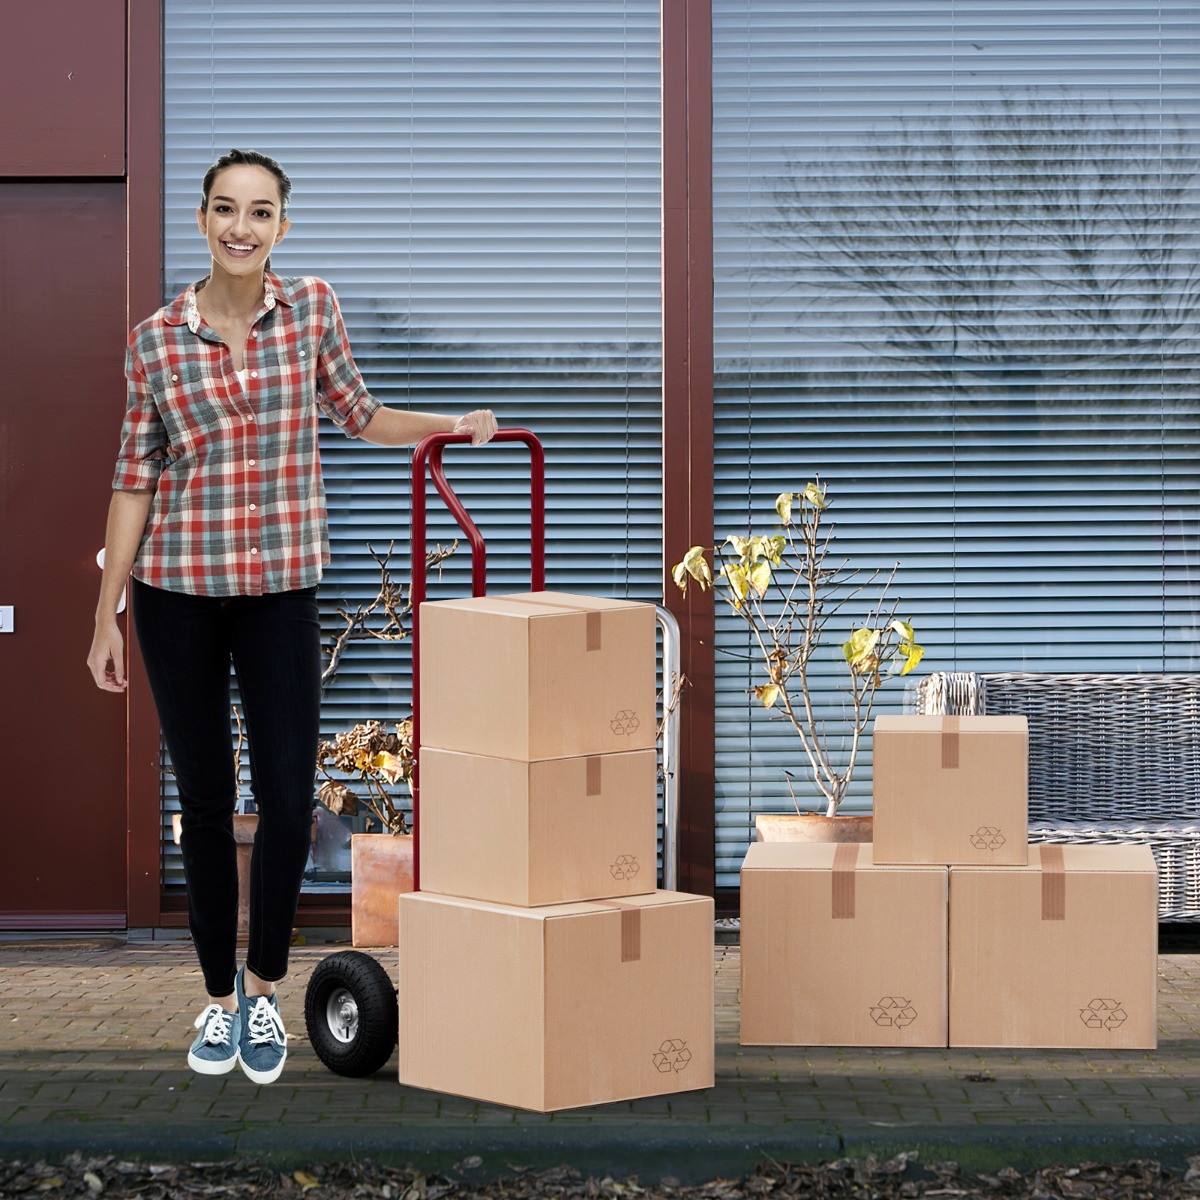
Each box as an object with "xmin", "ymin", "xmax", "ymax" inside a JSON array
[{"xmin": 3, "ymin": 1122, "xmax": 1197, "ymax": 1182}]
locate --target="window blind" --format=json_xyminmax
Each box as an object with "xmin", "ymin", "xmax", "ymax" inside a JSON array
[
  {"xmin": 162, "ymin": 1, "xmax": 663, "ymax": 887},
  {"xmin": 711, "ymin": 1, "xmax": 1200, "ymax": 886}
]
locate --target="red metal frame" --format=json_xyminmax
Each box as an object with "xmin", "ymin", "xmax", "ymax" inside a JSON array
[{"xmin": 409, "ymin": 428, "xmax": 546, "ymax": 889}]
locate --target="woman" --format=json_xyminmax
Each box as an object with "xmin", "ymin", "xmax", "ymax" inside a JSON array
[{"xmin": 86, "ymin": 148, "xmax": 496, "ymax": 1085}]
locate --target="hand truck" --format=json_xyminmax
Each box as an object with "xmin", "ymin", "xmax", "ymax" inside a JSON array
[{"xmin": 303, "ymin": 429, "xmax": 680, "ymax": 1077}]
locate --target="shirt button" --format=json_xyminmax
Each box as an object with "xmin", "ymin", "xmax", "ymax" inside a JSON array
[
  {"xmin": 249, "ymin": 504, "xmax": 257, "ymax": 511},
  {"xmin": 298, "ymin": 350, "xmax": 306, "ymax": 358},
  {"xmin": 171, "ymin": 374, "xmax": 179, "ymax": 382},
  {"xmin": 250, "ymin": 371, "xmax": 258, "ymax": 378},
  {"xmin": 248, "ymin": 459, "xmax": 256, "ymax": 466},
  {"xmin": 246, "ymin": 413, "xmax": 254, "ymax": 421},
  {"xmin": 250, "ymin": 548, "xmax": 258, "ymax": 556},
  {"xmin": 251, "ymin": 331, "xmax": 258, "ymax": 338}
]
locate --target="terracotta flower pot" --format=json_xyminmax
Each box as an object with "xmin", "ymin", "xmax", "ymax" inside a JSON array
[
  {"xmin": 754, "ymin": 812, "xmax": 873, "ymax": 844},
  {"xmin": 350, "ymin": 832, "xmax": 416, "ymax": 948}
]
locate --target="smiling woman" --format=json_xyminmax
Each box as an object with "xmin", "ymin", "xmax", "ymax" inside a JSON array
[{"xmin": 85, "ymin": 146, "xmax": 496, "ymax": 1088}]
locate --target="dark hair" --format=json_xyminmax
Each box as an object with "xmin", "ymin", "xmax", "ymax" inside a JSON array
[{"xmin": 200, "ymin": 148, "xmax": 292, "ymax": 218}]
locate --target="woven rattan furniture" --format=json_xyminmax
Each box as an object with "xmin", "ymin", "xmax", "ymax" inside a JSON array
[{"xmin": 916, "ymin": 671, "xmax": 1200, "ymax": 921}]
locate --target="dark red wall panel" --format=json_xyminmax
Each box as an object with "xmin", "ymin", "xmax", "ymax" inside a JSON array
[
  {"xmin": 0, "ymin": 181, "xmax": 129, "ymax": 925},
  {"xmin": 1, "ymin": 0, "xmax": 126, "ymax": 176}
]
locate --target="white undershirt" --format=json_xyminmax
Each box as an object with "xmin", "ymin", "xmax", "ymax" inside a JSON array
[{"xmin": 235, "ymin": 368, "xmax": 248, "ymax": 390}]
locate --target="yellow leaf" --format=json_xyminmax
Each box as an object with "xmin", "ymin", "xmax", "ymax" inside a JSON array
[
  {"xmin": 371, "ymin": 751, "xmax": 406, "ymax": 784},
  {"xmin": 889, "ymin": 618, "xmax": 914, "ymax": 642},
  {"xmin": 724, "ymin": 563, "xmax": 749, "ymax": 607},
  {"xmin": 775, "ymin": 492, "xmax": 795, "ymax": 524},
  {"xmin": 756, "ymin": 683, "xmax": 781, "ymax": 708},
  {"xmin": 803, "ymin": 481, "xmax": 827, "ymax": 509},
  {"xmin": 671, "ymin": 561, "xmax": 688, "ymax": 591},
  {"xmin": 725, "ymin": 535, "xmax": 749, "ymax": 556},
  {"xmin": 842, "ymin": 627, "xmax": 880, "ymax": 668},
  {"xmin": 767, "ymin": 535, "xmax": 787, "ymax": 564},
  {"xmin": 748, "ymin": 561, "xmax": 772, "ymax": 597},
  {"xmin": 899, "ymin": 640, "xmax": 925, "ymax": 676},
  {"xmin": 293, "ymin": 1170, "xmax": 320, "ymax": 1191}
]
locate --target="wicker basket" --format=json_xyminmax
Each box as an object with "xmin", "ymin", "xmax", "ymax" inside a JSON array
[{"xmin": 917, "ymin": 671, "xmax": 1200, "ymax": 921}]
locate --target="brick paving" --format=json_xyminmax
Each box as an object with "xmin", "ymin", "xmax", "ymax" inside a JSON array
[{"xmin": 1, "ymin": 937, "xmax": 1197, "ymax": 1179}]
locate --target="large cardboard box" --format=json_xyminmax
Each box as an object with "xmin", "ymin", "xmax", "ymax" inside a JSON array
[
  {"xmin": 740, "ymin": 841, "xmax": 948, "ymax": 1047},
  {"xmin": 398, "ymin": 889, "xmax": 714, "ymax": 1111},
  {"xmin": 419, "ymin": 746, "xmax": 658, "ymax": 906},
  {"xmin": 873, "ymin": 715, "xmax": 1029, "ymax": 865},
  {"xmin": 419, "ymin": 592, "xmax": 656, "ymax": 760},
  {"xmin": 949, "ymin": 844, "xmax": 1158, "ymax": 1049}
]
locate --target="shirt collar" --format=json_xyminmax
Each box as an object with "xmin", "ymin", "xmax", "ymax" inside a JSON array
[{"xmin": 163, "ymin": 270, "xmax": 296, "ymax": 332}]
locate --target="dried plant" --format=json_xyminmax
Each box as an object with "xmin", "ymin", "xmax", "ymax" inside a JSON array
[
  {"xmin": 673, "ymin": 480, "xmax": 923, "ymax": 817},
  {"xmin": 321, "ymin": 540, "xmax": 457, "ymax": 687},
  {"xmin": 316, "ymin": 718, "xmax": 415, "ymax": 835}
]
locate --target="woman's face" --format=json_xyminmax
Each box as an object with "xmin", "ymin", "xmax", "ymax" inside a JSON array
[{"xmin": 197, "ymin": 164, "xmax": 290, "ymax": 279}]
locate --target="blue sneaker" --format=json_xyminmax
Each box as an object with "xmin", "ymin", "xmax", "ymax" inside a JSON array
[
  {"xmin": 235, "ymin": 967, "xmax": 288, "ymax": 1084},
  {"xmin": 187, "ymin": 1003, "xmax": 241, "ymax": 1075}
]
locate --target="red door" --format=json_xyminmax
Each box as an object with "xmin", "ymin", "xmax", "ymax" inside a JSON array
[{"xmin": 0, "ymin": 181, "xmax": 131, "ymax": 927}]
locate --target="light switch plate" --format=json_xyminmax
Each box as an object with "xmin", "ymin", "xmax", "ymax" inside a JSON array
[{"xmin": 0, "ymin": 606, "xmax": 13, "ymax": 633}]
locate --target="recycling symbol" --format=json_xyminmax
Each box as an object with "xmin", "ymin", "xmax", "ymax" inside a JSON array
[
  {"xmin": 1079, "ymin": 998, "xmax": 1127, "ymax": 1030},
  {"xmin": 611, "ymin": 854, "xmax": 641, "ymax": 881},
  {"xmin": 652, "ymin": 1038, "xmax": 692, "ymax": 1073},
  {"xmin": 970, "ymin": 826, "xmax": 1007, "ymax": 851},
  {"xmin": 869, "ymin": 996, "xmax": 918, "ymax": 1027},
  {"xmin": 610, "ymin": 710, "xmax": 641, "ymax": 736}
]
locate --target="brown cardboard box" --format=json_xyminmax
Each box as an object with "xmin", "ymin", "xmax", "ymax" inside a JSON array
[
  {"xmin": 740, "ymin": 841, "xmax": 948, "ymax": 1047},
  {"xmin": 419, "ymin": 592, "xmax": 656, "ymax": 760},
  {"xmin": 419, "ymin": 746, "xmax": 658, "ymax": 906},
  {"xmin": 398, "ymin": 889, "xmax": 714, "ymax": 1111},
  {"xmin": 873, "ymin": 715, "xmax": 1029, "ymax": 865},
  {"xmin": 949, "ymin": 844, "xmax": 1157, "ymax": 1049}
]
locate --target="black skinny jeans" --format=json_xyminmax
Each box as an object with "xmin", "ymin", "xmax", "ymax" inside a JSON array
[{"xmin": 131, "ymin": 577, "xmax": 321, "ymax": 997}]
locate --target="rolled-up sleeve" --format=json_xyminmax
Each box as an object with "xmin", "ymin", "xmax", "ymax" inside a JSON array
[
  {"xmin": 315, "ymin": 285, "xmax": 382, "ymax": 437},
  {"xmin": 112, "ymin": 341, "xmax": 167, "ymax": 491}
]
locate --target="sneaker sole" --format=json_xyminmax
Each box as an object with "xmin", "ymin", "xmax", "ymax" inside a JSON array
[
  {"xmin": 239, "ymin": 1050, "xmax": 286, "ymax": 1085},
  {"xmin": 187, "ymin": 1048, "xmax": 240, "ymax": 1075}
]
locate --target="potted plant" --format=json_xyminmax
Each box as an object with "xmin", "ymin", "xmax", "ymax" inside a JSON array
[
  {"xmin": 672, "ymin": 480, "xmax": 923, "ymax": 841},
  {"xmin": 316, "ymin": 718, "xmax": 415, "ymax": 947},
  {"xmin": 313, "ymin": 540, "xmax": 455, "ymax": 946}
]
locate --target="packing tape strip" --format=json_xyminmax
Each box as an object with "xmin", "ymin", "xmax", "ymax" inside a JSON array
[
  {"xmin": 941, "ymin": 714, "xmax": 960, "ymax": 769},
  {"xmin": 586, "ymin": 755, "xmax": 602, "ymax": 796},
  {"xmin": 831, "ymin": 842, "xmax": 859, "ymax": 919},
  {"xmin": 594, "ymin": 900, "xmax": 642, "ymax": 961},
  {"xmin": 489, "ymin": 594, "xmax": 604, "ymax": 650},
  {"xmin": 1041, "ymin": 844, "xmax": 1066, "ymax": 921}
]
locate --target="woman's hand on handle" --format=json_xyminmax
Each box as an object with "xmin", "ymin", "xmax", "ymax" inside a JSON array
[{"xmin": 453, "ymin": 409, "xmax": 497, "ymax": 446}]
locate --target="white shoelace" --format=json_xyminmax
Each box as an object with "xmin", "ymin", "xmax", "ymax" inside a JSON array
[
  {"xmin": 194, "ymin": 1003, "xmax": 235, "ymax": 1046},
  {"xmin": 245, "ymin": 994, "xmax": 287, "ymax": 1047}
]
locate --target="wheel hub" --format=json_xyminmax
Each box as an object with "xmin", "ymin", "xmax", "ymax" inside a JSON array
[{"xmin": 325, "ymin": 987, "xmax": 359, "ymax": 1043}]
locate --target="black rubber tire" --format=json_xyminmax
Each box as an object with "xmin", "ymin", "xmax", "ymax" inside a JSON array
[{"xmin": 304, "ymin": 950, "xmax": 398, "ymax": 1077}]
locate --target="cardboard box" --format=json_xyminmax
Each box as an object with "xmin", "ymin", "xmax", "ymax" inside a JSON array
[
  {"xmin": 949, "ymin": 844, "xmax": 1157, "ymax": 1049},
  {"xmin": 419, "ymin": 746, "xmax": 658, "ymax": 906},
  {"xmin": 740, "ymin": 841, "xmax": 948, "ymax": 1047},
  {"xmin": 419, "ymin": 592, "xmax": 656, "ymax": 760},
  {"xmin": 872, "ymin": 715, "xmax": 1029, "ymax": 865},
  {"xmin": 398, "ymin": 889, "xmax": 714, "ymax": 1111}
]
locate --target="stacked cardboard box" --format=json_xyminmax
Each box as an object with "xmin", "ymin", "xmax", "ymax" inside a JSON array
[
  {"xmin": 741, "ymin": 714, "xmax": 1157, "ymax": 1050},
  {"xmin": 399, "ymin": 592, "xmax": 715, "ymax": 1111}
]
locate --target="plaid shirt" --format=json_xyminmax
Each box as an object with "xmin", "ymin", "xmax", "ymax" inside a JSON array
[{"xmin": 113, "ymin": 272, "xmax": 381, "ymax": 596}]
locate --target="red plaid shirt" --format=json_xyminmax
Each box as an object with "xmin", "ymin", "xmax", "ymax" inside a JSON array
[{"xmin": 113, "ymin": 272, "xmax": 381, "ymax": 596}]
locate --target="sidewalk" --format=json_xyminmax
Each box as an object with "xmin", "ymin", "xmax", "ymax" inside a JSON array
[{"xmin": 1, "ymin": 936, "xmax": 1197, "ymax": 1181}]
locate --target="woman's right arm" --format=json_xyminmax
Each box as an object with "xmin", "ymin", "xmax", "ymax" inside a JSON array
[{"xmin": 87, "ymin": 489, "xmax": 154, "ymax": 692}]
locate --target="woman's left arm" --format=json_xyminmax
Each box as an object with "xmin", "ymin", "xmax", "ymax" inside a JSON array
[{"xmin": 358, "ymin": 406, "xmax": 497, "ymax": 447}]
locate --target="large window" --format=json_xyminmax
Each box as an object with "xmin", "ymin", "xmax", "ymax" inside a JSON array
[
  {"xmin": 162, "ymin": 1, "xmax": 663, "ymax": 886},
  {"xmin": 712, "ymin": 2, "xmax": 1200, "ymax": 885}
]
